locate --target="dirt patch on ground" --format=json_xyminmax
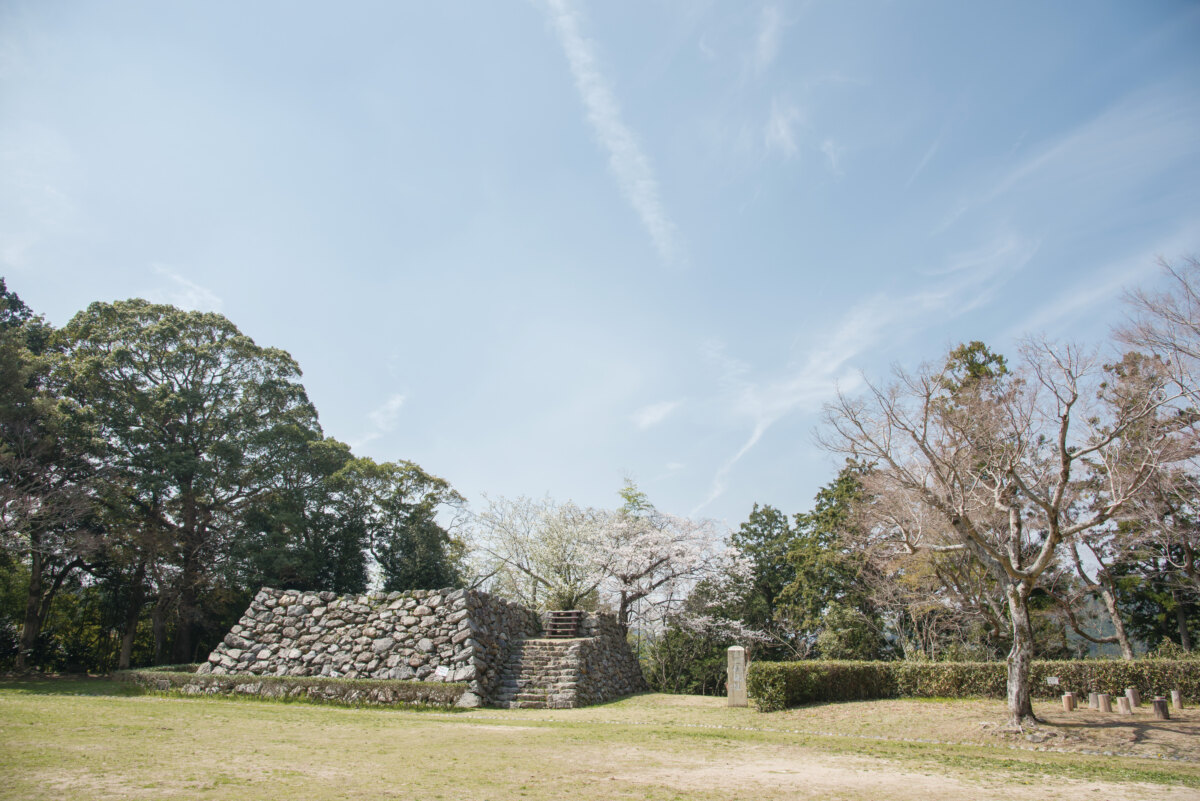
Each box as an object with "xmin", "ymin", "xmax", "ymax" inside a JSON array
[
  {"xmin": 611, "ymin": 743, "xmax": 1197, "ymax": 801},
  {"xmin": 778, "ymin": 698, "xmax": 1200, "ymax": 761}
]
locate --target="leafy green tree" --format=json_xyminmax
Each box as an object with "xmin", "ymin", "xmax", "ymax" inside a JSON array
[
  {"xmin": 58, "ymin": 300, "xmax": 320, "ymax": 662},
  {"xmin": 778, "ymin": 464, "xmax": 879, "ymax": 650},
  {"xmin": 730, "ymin": 503, "xmax": 793, "ymax": 632},
  {"xmin": 0, "ymin": 278, "xmax": 52, "ymax": 354},
  {"xmin": 236, "ymin": 433, "xmax": 369, "ymax": 594},
  {"xmin": 1116, "ymin": 556, "xmax": 1199, "ymax": 651},
  {"xmin": 0, "ymin": 280, "xmax": 96, "ymax": 670},
  {"xmin": 815, "ymin": 602, "xmax": 888, "ymax": 660},
  {"xmin": 940, "ymin": 340, "xmax": 1009, "ymax": 393},
  {"xmin": 337, "ymin": 458, "xmax": 465, "ymax": 592}
]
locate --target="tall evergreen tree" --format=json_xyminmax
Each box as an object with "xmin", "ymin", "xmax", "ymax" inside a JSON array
[{"xmin": 58, "ymin": 300, "xmax": 320, "ymax": 662}]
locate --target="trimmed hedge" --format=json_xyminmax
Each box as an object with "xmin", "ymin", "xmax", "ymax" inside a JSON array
[
  {"xmin": 747, "ymin": 659, "xmax": 1200, "ymax": 712},
  {"xmin": 116, "ymin": 667, "xmax": 467, "ymax": 708}
]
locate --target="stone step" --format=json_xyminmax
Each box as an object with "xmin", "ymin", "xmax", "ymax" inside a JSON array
[{"xmin": 492, "ymin": 635, "xmax": 585, "ymax": 710}]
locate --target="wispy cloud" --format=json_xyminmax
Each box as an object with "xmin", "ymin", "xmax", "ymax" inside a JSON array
[
  {"xmin": 764, "ymin": 98, "xmax": 802, "ymax": 159},
  {"xmin": 905, "ymin": 134, "xmax": 942, "ymax": 189},
  {"xmin": 693, "ymin": 235, "xmax": 1035, "ymax": 514},
  {"xmin": 632, "ymin": 400, "xmax": 682, "ymax": 430},
  {"xmin": 820, "ymin": 138, "xmax": 844, "ymax": 175},
  {"xmin": 1006, "ymin": 225, "xmax": 1200, "ymax": 341},
  {"xmin": 351, "ymin": 393, "xmax": 408, "ymax": 451},
  {"xmin": 144, "ymin": 265, "xmax": 223, "ymax": 312},
  {"xmin": 368, "ymin": 393, "xmax": 407, "ymax": 432},
  {"xmin": 919, "ymin": 233, "xmax": 1039, "ymax": 278},
  {"xmin": 651, "ymin": 460, "xmax": 687, "ymax": 482},
  {"xmin": 752, "ymin": 5, "xmax": 784, "ymax": 74},
  {"xmin": 542, "ymin": 0, "xmax": 682, "ymax": 264},
  {"xmin": 937, "ymin": 87, "xmax": 1200, "ymax": 234}
]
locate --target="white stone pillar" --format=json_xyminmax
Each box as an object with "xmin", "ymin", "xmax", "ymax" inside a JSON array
[{"xmin": 727, "ymin": 646, "xmax": 747, "ymax": 707}]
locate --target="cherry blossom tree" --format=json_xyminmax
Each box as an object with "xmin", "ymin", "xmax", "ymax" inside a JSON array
[
  {"xmin": 601, "ymin": 498, "xmax": 728, "ymax": 630},
  {"xmin": 469, "ymin": 486, "xmax": 734, "ymax": 631},
  {"xmin": 470, "ymin": 496, "xmax": 611, "ymax": 610}
]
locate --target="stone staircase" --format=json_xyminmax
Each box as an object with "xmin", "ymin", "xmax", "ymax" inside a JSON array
[{"xmin": 492, "ymin": 638, "xmax": 582, "ymax": 709}]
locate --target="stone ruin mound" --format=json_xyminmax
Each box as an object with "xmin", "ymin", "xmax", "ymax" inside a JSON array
[{"xmin": 199, "ymin": 586, "xmax": 646, "ymax": 708}]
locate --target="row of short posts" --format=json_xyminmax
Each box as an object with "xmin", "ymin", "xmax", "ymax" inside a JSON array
[{"xmin": 1061, "ymin": 688, "xmax": 1184, "ymax": 719}]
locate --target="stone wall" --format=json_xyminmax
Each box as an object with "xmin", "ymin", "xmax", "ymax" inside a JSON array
[
  {"xmin": 492, "ymin": 611, "xmax": 648, "ymax": 708},
  {"xmin": 463, "ymin": 589, "xmax": 542, "ymax": 701},
  {"xmin": 198, "ymin": 586, "xmax": 540, "ymax": 707},
  {"xmin": 574, "ymin": 612, "xmax": 650, "ymax": 705}
]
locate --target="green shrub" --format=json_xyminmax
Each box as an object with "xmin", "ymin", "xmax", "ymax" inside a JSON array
[
  {"xmin": 892, "ymin": 661, "xmax": 1006, "ymax": 698},
  {"xmin": 747, "ymin": 659, "xmax": 1200, "ymax": 712},
  {"xmin": 748, "ymin": 661, "xmax": 897, "ymax": 712}
]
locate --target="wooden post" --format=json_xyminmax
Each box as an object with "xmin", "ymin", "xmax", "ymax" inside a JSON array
[
  {"xmin": 1125, "ymin": 687, "xmax": 1140, "ymax": 708},
  {"xmin": 726, "ymin": 646, "xmax": 747, "ymax": 707},
  {"xmin": 1117, "ymin": 697, "xmax": 1132, "ymax": 715},
  {"xmin": 1088, "ymin": 692, "xmax": 1099, "ymax": 709},
  {"xmin": 1152, "ymin": 697, "xmax": 1170, "ymax": 720},
  {"xmin": 1098, "ymin": 693, "xmax": 1112, "ymax": 713},
  {"xmin": 1172, "ymin": 689, "xmax": 1184, "ymax": 711}
]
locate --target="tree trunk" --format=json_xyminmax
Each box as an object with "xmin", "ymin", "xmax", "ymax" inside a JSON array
[
  {"xmin": 1175, "ymin": 590, "xmax": 1193, "ymax": 651},
  {"xmin": 1098, "ymin": 579, "xmax": 1135, "ymax": 660},
  {"xmin": 118, "ymin": 563, "xmax": 147, "ymax": 670},
  {"xmin": 151, "ymin": 592, "xmax": 170, "ymax": 665},
  {"xmin": 171, "ymin": 576, "xmax": 198, "ymax": 664},
  {"xmin": 16, "ymin": 546, "xmax": 45, "ymax": 672},
  {"xmin": 16, "ymin": 544, "xmax": 81, "ymax": 672},
  {"xmin": 1005, "ymin": 581, "xmax": 1038, "ymax": 727},
  {"xmin": 171, "ymin": 489, "xmax": 200, "ymax": 664}
]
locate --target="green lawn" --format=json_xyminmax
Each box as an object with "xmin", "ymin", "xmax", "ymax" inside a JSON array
[{"xmin": 0, "ymin": 678, "xmax": 1197, "ymax": 801}]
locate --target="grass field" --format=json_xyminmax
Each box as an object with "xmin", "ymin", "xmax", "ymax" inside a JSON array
[{"xmin": 1, "ymin": 678, "xmax": 1198, "ymax": 800}]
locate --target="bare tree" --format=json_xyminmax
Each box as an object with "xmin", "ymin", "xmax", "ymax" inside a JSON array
[
  {"xmin": 849, "ymin": 483, "xmax": 1009, "ymax": 660},
  {"xmin": 1120, "ymin": 256, "xmax": 1200, "ymax": 405},
  {"xmin": 1049, "ymin": 539, "xmax": 1135, "ymax": 659},
  {"xmin": 820, "ymin": 341, "xmax": 1171, "ymax": 726},
  {"xmin": 1118, "ymin": 258, "xmax": 1200, "ymax": 609}
]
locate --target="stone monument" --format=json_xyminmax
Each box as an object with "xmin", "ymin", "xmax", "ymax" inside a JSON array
[{"xmin": 727, "ymin": 645, "xmax": 747, "ymax": 707}]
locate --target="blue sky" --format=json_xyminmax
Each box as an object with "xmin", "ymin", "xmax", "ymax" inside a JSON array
[{"xmin": 3, "ymin": 1, "xmax": 1199, "ymax": 529}]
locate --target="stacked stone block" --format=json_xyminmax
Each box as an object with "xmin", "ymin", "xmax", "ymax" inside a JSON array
[
  {"xmin": 575, "ymin": 612, "xmax": 649, "ymax": 705},
  {"xmin": 491, "ymin": 611, "xmax": 649, "ymax": 709},
  {"xmin": 198, "ymin": 586, "xmax": 541, "ymax": 707},
  {"xmin": 493, "ymin": 639, "xmax": 583, "ymax": 709}
]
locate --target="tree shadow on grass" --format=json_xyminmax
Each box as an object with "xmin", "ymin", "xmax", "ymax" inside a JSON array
[
  {"xmin": 0, "ymin": 675, "xmax": 146, "ymax": 697},
  {"xmin": 1051, "ymin": 714, "xmax": 1200, "ymax": 761}
]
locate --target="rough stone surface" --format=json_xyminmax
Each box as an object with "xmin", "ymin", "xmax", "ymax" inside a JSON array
[
  {"xmin": 200, "ymin": 587, "xmax": 644, "ymax": 707},
  {"xmin": 489, "ymin": 611, "xmax": 649, "ymax": 709}
]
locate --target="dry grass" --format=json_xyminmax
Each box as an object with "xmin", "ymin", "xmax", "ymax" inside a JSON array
[
  {"xmin": 503, "ymin": 692, "xmax": 1200, "ymax": 761},
  {"xmin": 0, "ymin": 678, "xmax": 1197, "ymax": 801}
]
